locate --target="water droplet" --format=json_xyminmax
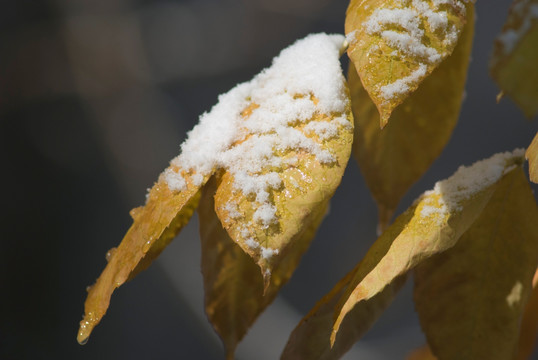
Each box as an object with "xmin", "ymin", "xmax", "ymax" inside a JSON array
[
  {"xmin": 105, "ymin": 247, "xmax": 117, "ymax": 262},
  {"xmin": 129, "ymin": 207, "xmax": 143, "ymax": 220},
  {"xmin": 142, "ymin": 238, "xmax": 152, "ymax": 252}
]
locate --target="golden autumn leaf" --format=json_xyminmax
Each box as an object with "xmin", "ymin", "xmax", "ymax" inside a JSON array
[
  {"xmin": 77, "ymin": 170, "xmax": 207, "ymax": 345},
  {"xmin": 527, "ymin": 132, "xmax": 538, "ymax": 183},
  {"xmin": 200, "ymin": 176, "xmax": 329, "ymax": 359},
  {"xmin": 77, "ymin": 33, "xmax": 352, "ymax": 346},
  {"xmin": 331, "ymin": 150, "xmax": 525, "ymax": 344},
  {"xmin": 209, "ymin": 34, "xmax": 354, "ymax": 285},
  {"xmin": 516, "ymin": 269, "xmax": 538, "ymax": 360},
  {"xmin": 407, "ymin": 345, "xmax": 438, "ymax": 360},
  {"xmin": 349, "ymin": 6, "xmax": 474, "ymax": 231},
  {"xmin": 490, "ymin": 0, "xmax": 538, "ymax": 118},
  {"xmin": 345, "ymin": 0, "xmax": 473, "ymax": 127},
  {"xmin": 283, "ymin": 150, "xmax": 525, "ymax": 359},
  {"xmin": 413, "ymin": 167, "xmax": 538, "ymax": 360}
]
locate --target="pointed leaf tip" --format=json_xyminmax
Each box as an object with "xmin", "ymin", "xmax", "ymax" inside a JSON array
[
  {"xmin": 332, "ymin": 149, "xmax": 525, "ymax": 342},
  {"xmin": 77, "ymin": 171, "xmax": 206, "ymax": 343},
  {"xmin": 350, "ymin": 7, "xmax": 475, "ymax": 232},
  {"xmin": 345, "ymin": 0, "xmax": 473, "ymax": 124}
]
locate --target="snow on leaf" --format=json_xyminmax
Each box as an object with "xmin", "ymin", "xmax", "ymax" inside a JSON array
[
  {"xmin": 77, "ymin": 33, "xmax": 352, "ymax": 348},
  {"xmin": 211, "ymin": 34, "xmax": 353, "ymax": 285},
  {"xmin": 349, "ymin": 7, "xmax": 474, "ymax": 231},
  {"xmin": 490, "ymin": 0, "xmax": 538, "ymax": 118},
  {"xmin": 330, "ymin": 150, "xmax": 525, "ymax": 345},
  {"xmin": 414, "ymin": 167, "xmax": 538, "ymax": 360},
  {"xmin": 284, "ymin": 150, "xmax": 525, "ymax": 359},
  {"xmin": 526, "ymin": 132, "xmax": 538, "ymax": 183},
  {"xmin": 345, "ymin": 0, "xmax": 473, "ymax": 127},
  {"xmin": 77, "ymin": 171, "xmax": 207, "ymax": 345},
  {"xmin": 200, "ymin": 176, "xmax": 329, "ymax": 359}
]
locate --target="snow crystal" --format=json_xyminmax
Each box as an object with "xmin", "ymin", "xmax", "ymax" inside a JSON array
[
  {"xmin": 261, "ymin": 247, "xmax": 279, "ymax": 260},
  {"xmin": 161, "ymin": 33, "xmax": 349, "ymax": 262},
  {"xmin": 223, "ymin": 202, "xmax": 241, "ymax": 219},
  {"xmin": 164, "ymin": 168, "xmax": 186, "ymax": 192}
]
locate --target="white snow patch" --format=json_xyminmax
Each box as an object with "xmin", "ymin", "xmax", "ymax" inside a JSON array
[
  {"xmin": 164, "ymin": 33, "xmax": 347, "ymax": 233},
  {"xmin": 363, "ymin": 0, "xmax": 467, "ymax": 67},
  {"xmin": 304, "ymin": 121, "xmax": 339, "ymax": 140},
  {"xmin": 223, "ymin": 202, "xmax": 241, "ymax": 219},
  {"xmin": 421, "ymin": 149, "xmax": 524, "ymax": 217},
  {"xmin": 380, "ymin": 63, "xmax": 427, "ymax": 99},
  {"xmin": 164, "ymin": 168, "xmax": 186, "ymax": 191}
]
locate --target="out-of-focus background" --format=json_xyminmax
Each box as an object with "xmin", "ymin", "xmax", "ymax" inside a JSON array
[{"xmin": 1, "ymin": 0, "xmax": 537, "ymax": 359}]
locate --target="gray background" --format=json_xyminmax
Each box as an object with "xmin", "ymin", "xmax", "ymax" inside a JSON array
[{"xmin": 1, "ymin": 0, "xmax": 537, "ymax": 359}]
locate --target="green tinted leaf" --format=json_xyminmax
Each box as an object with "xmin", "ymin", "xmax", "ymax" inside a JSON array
[{"xmin": 490, "ymin": 0, "xmax": 538, "ymax": 118}]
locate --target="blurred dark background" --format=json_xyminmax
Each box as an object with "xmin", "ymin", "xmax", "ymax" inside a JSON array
[{"xmin": 1, "ymin": 0, "xmax": 537, "ymax": 359}]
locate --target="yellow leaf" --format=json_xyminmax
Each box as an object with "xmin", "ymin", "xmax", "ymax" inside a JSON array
[
  {"xmin": 200, "ymin": 175, "xmax": 330, "ymax": 359},
  {"xmin": 349, "ymin": 6, "xmax": 474, "ymax": 230},
  {"xmin": 413, "ymin": 167, "xmax": 538, "ymax": 360},
  {"xmin": 526, "ymin": 132, "xmax": 538, "ymax": 183},
  {"xmin": 331, "ymin": 150, "xmax": 525, "ymax": 344},
  {"xmin": 77, "ymin": 170, "xmax": 207, "ymax": 345},
  {"xmin": 407, "ymin": 345, "xmax": 438, "ymax": 360},
  {"xmin": 212, "ymin": 37, "xmax": 354, "ymax": 286},
  {"xmin": 345, "ymin": 0, "xmax": 472, "ymax": 127},
  {"xmin": 490, "ymin": 0, "xmax": 538, "ymax": 118},
  {"xmin": 281, "ymin": 270, "xmax": 406, "ymax": 360},
  {"xmin": 516, "ymin": 268, "xmax": 538, "ymax": 360}
]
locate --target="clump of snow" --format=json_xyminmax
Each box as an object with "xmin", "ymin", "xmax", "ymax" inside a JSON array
[
  {"xmin": 244, "ymin": 236, "xmax": 280, "ymax": 260},
  {"xmin": 420, "ymin": 149, "xmax": 524, "ymax": 219},
  {"xmin": 163, "ymin": 33, "xmax": 350, "ymax": 255}
]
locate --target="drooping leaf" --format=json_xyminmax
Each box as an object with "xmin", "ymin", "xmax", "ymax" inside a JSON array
[
  {"xmin": 516, "ymin": 268, "xmax": 538, "ymax": 360},
  {"xmin": 407, "ymin": 345, "xmax": 438, "ymax": 360},
  {"xmin": 349, "ymin": 6, "xmax": 474, "ymax": 230},
  {"xmin": 490, "ymin": 0, "xmax": 538, "ymax": 118},
  {"xmin": 211, "ymin": 34, "xmax": 354, "ymax": 286},
  {"xmin": 284, "ymin": 150, "xmax": 525, "ymax": 359},
  {"xmin": 331, "ymin": 150, "xmax": 525, "ymax": 344},
  {"xmin": 527, "ymin": 132, "xmax": 538, "ymax": 183},
  {"xmin": 345, "ymin": 0, "xmax": 473, "ymax": 126},
  {"xmin": 200, "ymin": 175, "xmax": 330, "ymax": 359},
  {"xmin": 281, "ymin": 269, "xmax": 406, "ymax": 360},
  {"xmin": 413, "ymin": 167, "xmax": 538, "ymax": 360},
  {"xmin": 77, "ymin": 170, "xmax": 208, "ymax": 345}
]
